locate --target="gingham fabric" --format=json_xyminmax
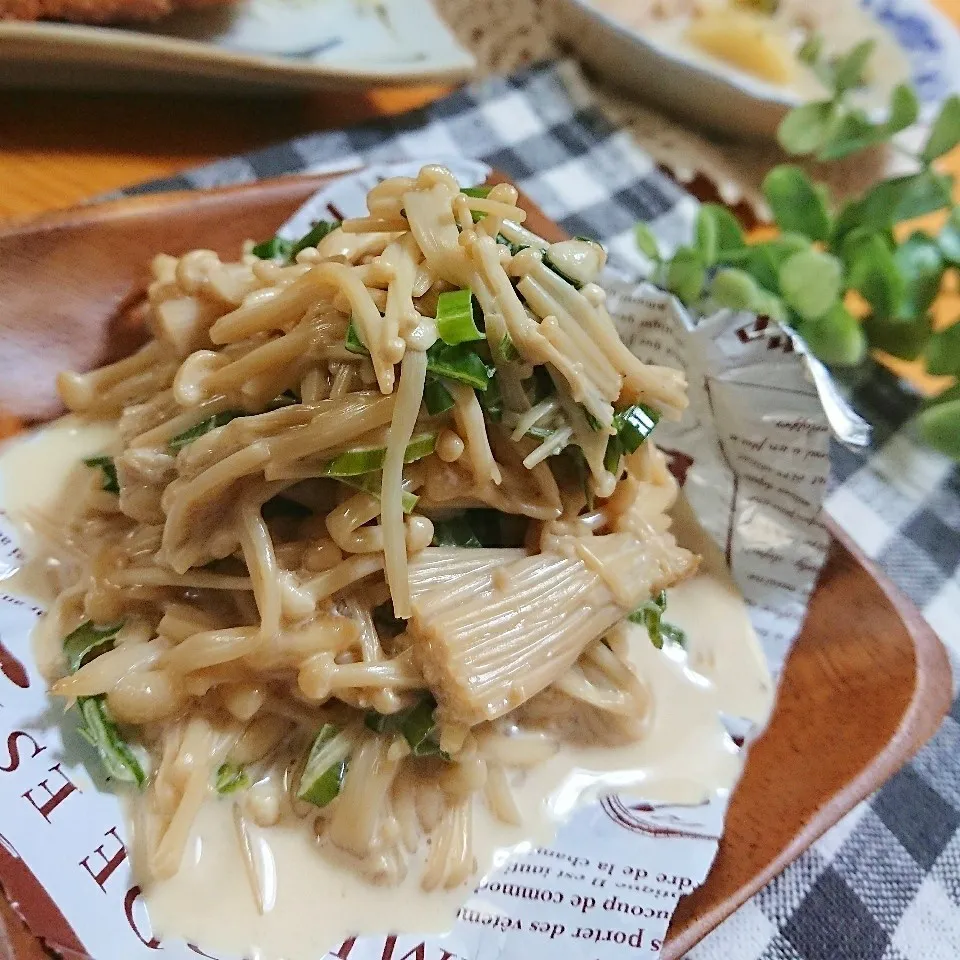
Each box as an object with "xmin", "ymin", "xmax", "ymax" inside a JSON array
[{"xmin": 122, "ymin": 59, "xmax": 960, "ymax": 960}]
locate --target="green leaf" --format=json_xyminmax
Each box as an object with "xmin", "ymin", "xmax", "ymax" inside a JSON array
[
  {"xmin": 297, "ymin": 724, "xmax": 350, "ymax": 808},
  {"xmin": 435, "ymin": 289, "xmax": 484, "ymax": 345},
  {"xmin": 921, "ymin": 96, "xmax": 960, "ymax": 164},
  {"xmin": 694, "ymin": 207, "xmax": 718, "ymax": 267},
  {"xmin": 251, "ymin": 236, "xmax": 294, "ymax": 261},
  {"xmin": 498, "ymin": 333, "xmax": 521, "ymax": 364},
  {"xmin": 289, "ymin": 220, "xmax": 340, "ymax": 260},
  {"xmin": 938, "ymin": 207, "xmax": 960, "ymax": 265},
  {"xmin": 710, "ymin": 268, "xmax": 762, "ymax": 310},
  {"xmin": 895, "ymin": 232, "xmax": 945, "ymax": 320},
  {"xmin": 753, "ymin": 290, "xmax": 789, "ymax": 324},
  {"xmin": 399, "ymin": 696, "xmax": 445, "ymax": 758},
  {"xmin": 477, "ymin": 373, "xmax": 503, "ymax": 422},
  {"xmin": 798, "ymin": 33, "xmax": 824, "ymax": 66},
  {"xmin": 917, "ymin": 399, "xmax": 960, "ymax": 460},
  {"xmin": 699, "ymin": 204, "xmax": 746, "ymax": 257},
  {"xmin": 426, "ymin": 342, "xmax": 492, "ymax": 390},
  {"xmin": 665, "ymin": 247, "xmax": 705, "ymax": 304},
  {"xmin": 215, "ymin": 763, "xmax": 250, "ymax": 795},
  {"xmin": 634, "ymin": 223, "xmax": 661, "ymax": 261},
  {"xmin": 338, "ymin": 474, "xmax": 419, "ymax": 514},
  {"xmin": 83, "ymin": 455, "xmax": 119, "ymax": 495},
  {"xmin": 924, "ymin": 381, "xmax": 960, "ymax": 409},
  {"xmin": 321, "ymin": 433, "xmax": 437, "ymax": 477},
  {"xmin": 800, "ymin": 303, "xmax": 867, "ymax": 366},
  {"xmin": 627, "ymin": 590, "xmax": 686, "ymax": 649},
  {"xmin": 779, "ymin": 250, "xmax": 843, "ymax": 320},
  {"xmin": 835, "ymin": 171, "xmax": 954, "ymax": 237},
  {"xmin": 345, "ymin": 320, "xmax": 370, "ymax": 356},
  {"xmin": 169, "ymin": 410, "xmax": 245, "ymax": 452},
  {"xmin": 863, "ymin": 313, "xmax": 933, "ymax": 360},
  {"xmin": 924, "ymin": 322, "xmax": 960, "ymax": 375},
  {"xmin": 76, "ymin": 696, "xmax": 147, "ymax": 787},
  {"xmin": 63, "ymin": 621, "xmax": 123, "ymax": 674},
  {"xmin": 431, "ymin": 515, "xmax": 482, "ymax": 548},
  {"xmin": 848, "ymin": 235, "xmax": 904, "ymax": 318},
  {"xmin": 887, "ymin": 84, "xmax": 920, "ymax": 134},
  {"xmin": 763, "ymin": 166, "xmax": 831, "ymax": 242},
  {"xmin": 742, "ymin": 233, "xmax": 810, "ymax": 291},
  {"xmin": 832, "ymin": 39, "xmax": 875, "ymax": 95},
  {"xmin": 778, "ymin": 101, "xmax": 838, "ymax": 156},
  {"xmin": 423, "ymin": 376, "xmax": 455, "ymax": 415},
  {"xmin": 460, "ymin": 185, "xmax": 493, "ymax": 198},
  {"xmin": 817, "ymin": 108, "xmax": 883, "ymax": 162}
]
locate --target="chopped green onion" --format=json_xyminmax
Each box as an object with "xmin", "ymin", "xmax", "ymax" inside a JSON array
[
  {"xmin": 251, "ymin": 236, "xmax": 293, "ymax": 261},
  {"xmin": 426, "ymin": 342, "xmax": 492, "ymax": 390},
  {"xmin": 322, "ymin": 433, "xmax": 437, "ymax": 477},
  {"xmin": 498, "ymin": 333, "xmax": 521, "ymax": 364},
  {"xmin": 169, "ymin": 410, "xmax": 245, "ymax": 452},
  {"xmin": 583, "ymin": 408, "xmax": 603, "ymax": 431},
  {"xmin": 297, "ymin": 724, "xmax": 351, "ymax": 807},
  {"xmin": 339, "ymin": 473, "xmax": 419, "ymax": 514},
  {"xmin": 435, "ymin": 289, "xmax": 484, "ymax": 345},
  {"xmin": 76, "ymin": 696, "xmax": 147, "ymax": 787},
  {"xmin": 604, "ymin": 435, "xmax": 623, "ymax": 475},
  {"xmin": 365, "ymin": 695, "xmax": 446, "ymax": 758},
  {"xmin": 345, "ymin": 320, "xmax": 369, "ymax": 356},
  {"xmin": 461, "ymin": 185, "xmax": 493, "ymax": 198},
  {"xmin": 215, "ymin": 762, "xmax": 250, "ymax": 795},
  {"xmin": 289, "ymin": 220, "xmax": 340, "ymax": 260},
  {"xmin": 627, "ymin": 590, "xmax": 686, "ymax": 649},
  {"xmin": 63, "ymin": 621, "xmax": 123, "ymax": 674},
  {"xmin": 423, "ymin": 376, "xmax": 456, "ymax": 416},
  {"xmin": 614, "ymin": 404, "xmax": 660, "ymax": 454},
  {"xmin": 496, "ymin": 233, "xmax": 527, "ymax": 257},
  {"xmin": 83, "ymin": 455, "xmax": 119, "ymax": 494}
]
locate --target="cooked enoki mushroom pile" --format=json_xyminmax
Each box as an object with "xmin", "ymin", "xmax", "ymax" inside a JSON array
[{"xmin": 32, "ymin": 164, "xmax": 697, "ymax": 894}]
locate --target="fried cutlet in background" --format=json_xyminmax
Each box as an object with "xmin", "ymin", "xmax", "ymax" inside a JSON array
[{"xmin": 0, "ymin": 0, "xmax": 233, "ymax": 23}]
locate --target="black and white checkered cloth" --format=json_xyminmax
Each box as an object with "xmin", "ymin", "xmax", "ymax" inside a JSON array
[{"xmin": 123, "ymin": 59, "xmax": 960, "ymax": 960}]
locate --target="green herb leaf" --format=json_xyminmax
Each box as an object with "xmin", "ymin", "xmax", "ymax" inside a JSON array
[
  {"xmin": 289, "ymin": 220, "xmax": 340, "ymax": 260},
  {"xmin": 710, "ymin": 267, "xmax": 762, "ymax": 310},
  {"xmin": 938, "ymin": 207, "xmax": 960, "ymax": 265},
  {"xmin": 322, "ymin": 433, "xmax": 437, "ymax": 477},
  {"xmin": 423, "ymin": 376, "xmax": 456, "ymax": 416},
  {"xmin": 799, "ymin": 303, "xmax": 867, "ymax": 366},
  {"xmin": 895, "ymin": 232, "xmax": 945, "ymax": 320},
  {"xmin": 835, "ymin": 171, "xmax": 954, "ymax": 236},
  {"xmin": 215, "ymin": 762, "xmax": 250, "ymax": 795},
  {"xmin": 478, "ymin": 373, "xmax": 503, "ymax": 422},
  {"xmin": 461, "ymin": 185, "xmax": 493, "ymax": 198},
  {"xmin": 798, "ymin": 33, "xmax": 823, "ymax": 66},
  {"xmin": 817, "ymin": 108, "xmax": 883, "ymax": 161},
  {"xmin": 426, "ymin": 342, "xmax": 492, "ymax": 390},
  {"xmin": 887, "ymin": 84, "xmax": 921, "ymax": 134},
  {"xmin": 832, "ymin": 39, "xmax": 875, "ymax": 95},
  {"xmin": 763, "ymin": 166, "xmax": 831, "ymax": 241},
  {"xmin": 778, "ymin": 101, "xmax": 838, "ymax": 156},
  {"xmin": 779, "ymin": 250, "xmax": 843, "ymax": 321},
  {"xmin": 169, "ymin": 410, "xmax": 245, "ymax": 452},
  {"xmin": 917, "ymin": 398, "xmax": 960, "ymax": 460},
  {"xmin": 665, "ymin": 247, "xmax": 706, "ymax": 304},
  {"xmin": 694, "ymin": 206, "xmax": 718, "ymax": 267},
  {"xmin": 498, "ymin": 333, "xmax": 522, "ymax": 364},
  {"xmin": 848, "ymin": 235, "xmax": 904, "ymax": 318},
  {"xmin": 921, "ymin": 96, "xmax": 960, "ymax": 164},
  {"xmin": 700, "ymin": 204, "xmax": 746, "ymax": 259},
  {"xmin": 365, "ymin": 695, "xmax": 447, "ymax": 758},
  {"xmin": 863, "ymin": 313, "xmax": 933, "ymax": 361},
  {"xmin": 435, "ymin": 289, "xmax": 484, "ymax": 345},
  {"xmin": 83, "ymin": 455, "xmax": 119, "ymax": 494},
  {"xmin": 297, "ymin": 724, "xmax": 351, "ymax": 808},
  {"xmin": 63, "ymin": 621, "xmax": 123, "ymax": 674},
  {"xmin": 345, "ymin": 320, "xmax": 370, "ymax": 356},
  {"xmin": 627, "ymin": 590, "xmax": 686, "ymax": 649},
  {"xmin": 634, "ymin": 223, "xmax": 662, "ymax": 261},
  {"xmin": 924, "ymin": 322, "xmax": 960, "ymax": 375},
  {"xmin": 76, "ymin": 696, "xmax": 147, "ymax": 787},
  {"xmin": 251, "ymin": 236, "xmax": 294, "ymax": 261}
]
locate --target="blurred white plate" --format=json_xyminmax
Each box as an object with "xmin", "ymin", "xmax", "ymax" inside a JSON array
[
  {"xmin": 0, "ymin": 0, "xmax": 474, "ymax": 93},
  {"xmin": 556, "ymin": 0, "xmax": 960, "ymax": 140}
]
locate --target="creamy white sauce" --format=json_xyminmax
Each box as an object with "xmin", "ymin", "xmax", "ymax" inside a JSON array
[
  {"xmin": 594, "ymin": 0, "xmax": 911, "ymax": 109},
  {"xmin": 0, "ymin": 418, "xmax": 773, "ymax": 960}
]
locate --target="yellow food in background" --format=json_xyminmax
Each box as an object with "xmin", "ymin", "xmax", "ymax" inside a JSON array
[{"xmin": 686, "ymin": 10, "xmax": 795, "ymax": 84}]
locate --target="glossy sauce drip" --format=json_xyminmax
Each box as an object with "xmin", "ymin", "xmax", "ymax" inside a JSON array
[{"xmin": 0, "ymin": 418, "xmax": 773, "ymax": 960}]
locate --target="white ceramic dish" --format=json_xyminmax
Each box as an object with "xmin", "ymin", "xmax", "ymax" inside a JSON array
[
  {"xmin": 0, "ymin": 0, "xmax": 474, "ymax": 93},
  {"xmin": 555, "ymin": 0, "xmax": 960, "ymax": 140}
]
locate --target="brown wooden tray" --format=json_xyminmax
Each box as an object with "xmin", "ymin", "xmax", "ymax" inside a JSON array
[{"xmin": 0, "ymin": 174, "xmax": 952, "ymax": 959}]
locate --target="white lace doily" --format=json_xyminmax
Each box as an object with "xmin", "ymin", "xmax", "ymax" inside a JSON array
[{"xmin": 433, "ymin": 0, "xmax": 923, "ymax": 220}]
